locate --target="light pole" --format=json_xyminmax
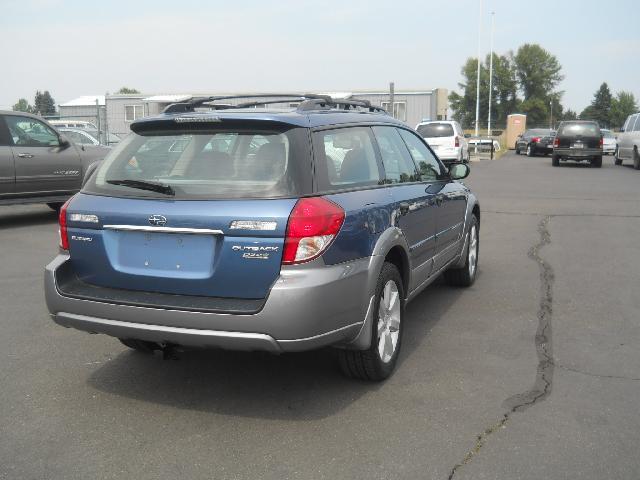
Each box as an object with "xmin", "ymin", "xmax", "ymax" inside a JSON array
[
  {"xmin": 487, "ymin": 11, "xmax": 495, "ymax": 137},
  {"xmin": 549, "ymin": 100, "xmax": 553, "ymax": 130},
  {"xmin": 474, "ymin": 0, "xmax": 483, "ymax": 138}
]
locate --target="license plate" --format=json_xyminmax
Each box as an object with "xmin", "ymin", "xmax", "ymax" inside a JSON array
[{"xmin": 572, "ymin": 143, "xmax": 584, "ymax": 149}]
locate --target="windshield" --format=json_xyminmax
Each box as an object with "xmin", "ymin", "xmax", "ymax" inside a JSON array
[
  {"xmin": 84, "ymin": 128, "xmax": 309, "ymax": 199},
  {"xmin": 417, "ymin": 123, "xmax": 455, "ymax": 138}
]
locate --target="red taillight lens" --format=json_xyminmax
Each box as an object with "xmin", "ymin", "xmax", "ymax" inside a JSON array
[
  {"xmin": 531, "ymin": 137, "xmax": 540, "ymax": 143},
  {"xmin": 58, "ymin": 198, "xmax": 72, "ymax": 250},
  {"xmin": 599, "ymin": 137, "xmax": 604, "ymax": 147},
  {"xmin": 553, "ymin": 137, "xmax": 559, "ymax": 148},
  {"xmin": 282, "ymin": 197, "xmax": 345, "ymax": 265},
  {"xmin": 454, "ymin": 136, "xmax": 460, "ymax": 148}
]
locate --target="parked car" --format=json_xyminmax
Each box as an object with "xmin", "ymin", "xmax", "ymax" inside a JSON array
[
  {"xmin": 44, "ymin": 94, "xmax": 480, "ymax": 381},
  {"xmin": 600, "ymin": 129, "xmax": 616, "ymax": 156},
  {"xmin": 0, "ymin": 111, "xmax": 110, "ymax": 211},
  {"xmin": 552, "ymin": 121, "xmax": 603, "ymax": 167},
  {"xmin": 514, "ymin": 128, "xmax": 555, "ymax": 156},
  {"xmin": 415, "ymin": 120, "xmax": 469, "ymax": 164},
  {"xmin": 614, "ymin": 112, "xmax": 640, "ymax": 169},
  {"xmin": 48, "ymin": 119, "xmax": 97, "ymax": 130},
  {"xmin": 58, "ymin": 127, "xmax": 121, "ymax": 146}
]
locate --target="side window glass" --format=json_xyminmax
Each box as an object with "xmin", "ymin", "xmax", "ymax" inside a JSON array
[
  {"xmin": 397, "ymin": 129, "xmax": 444, "ymax": 182},
  {"xmin": 372, "ymin": 126, "xmax": 419, "ymax": 184},
  {"xmin": 5, "ymin": 116, "xmax": 59, "ymax": 147},
  {"xmin": 633, "ymin": 115, "xmax": 640, "ymax": 132},
  {"xmin": 79, "ymin": 133, "xmax": 95, "ymax": 145},
  {"xmin": 64, "ymin": 131, "xmax": 82, "ymax": 144},
  {"xmin": 313, "ymin": 127, "xmax": 381, "ymax": 190}
]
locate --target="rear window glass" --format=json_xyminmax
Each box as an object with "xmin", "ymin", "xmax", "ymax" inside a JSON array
[
  {"xmin": 313, "ymin": 126, "xmax": 382, "ymax": 191},
  {"xmin": 417, "ymin": 123, "xmax": 455, "ymax": 138},
  {"xmin": 558, "ymin": 123, "xmax": 599, "ymax": 137},
  {"xmin": 84, "ymin": 128, "xmax": 310, "ymax": 199},
  {"xmin": 524, "ymin": 129, "xmax": 551, "ymax": 137}
]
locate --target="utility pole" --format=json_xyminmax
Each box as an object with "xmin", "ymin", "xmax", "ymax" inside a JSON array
[
  {"xmin": 487, "ymin": 11, "xmax": 495, "ymax": 137},
  {"xmin": 474, "ymin": 0, "xmax": 483, "ymax": 138},
  {"xmin": 549, "ymin": 100, "xmax": 553, "ymax": 130},
  {"xmin": 389, "ymin": 82, "xmax": 395, "ymax": 119}
]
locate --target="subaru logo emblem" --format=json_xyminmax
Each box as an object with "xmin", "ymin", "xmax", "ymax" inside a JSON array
[{"xmin": 148, "ymin": 214, "xmax": 167, "ymax": 227}]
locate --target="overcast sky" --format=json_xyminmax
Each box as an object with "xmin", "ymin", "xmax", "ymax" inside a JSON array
[{"xmin": 1, "ymin": 0, "xmax": 638, "ymax": 114}]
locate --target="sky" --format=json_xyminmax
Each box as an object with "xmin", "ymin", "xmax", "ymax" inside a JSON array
[{"xmin": 1, "ymin": 0, "xmax": 638, "ymax": 114}]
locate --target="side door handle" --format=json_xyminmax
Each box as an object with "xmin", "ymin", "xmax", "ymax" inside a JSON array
[
  {"xmin": 399, "ymin": 202, "xmax": 410, "ymax": 215},
  {"xmin": 17, "ymin": 153, "xmax": 34, "ymax": 159}
]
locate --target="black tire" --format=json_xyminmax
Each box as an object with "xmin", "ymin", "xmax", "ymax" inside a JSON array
[
  {"xmin": 634, "ymin": 149, "xmax": 640, "ymax": 170},
  {"xmin": 47, "ymin": 202, "xmax": 64, "ymax": 213},
  {"xmin": 552, "ymin": 154, "xmax": 560, "ymax": 167},
  {"xmin": 444, "ymin": 215, "xmax": 479, "ymax": 287},
  {"xmin": 119, "ymin": 338, "xmax": 159, "ymax": 353},
  {"xmin": 591, "ymin": 156, "xmax": 602, "ymax": 168},
  {"xmin": 338, "ymin": 262, "xmax": 404, "ymax": 381},
  {"xmin": 526, "ymin": 144, "xmax": 535, "ymax": 157},
  {"xmin": 515, "ymin": 145, "xmax": 520, "ymax": 155}
]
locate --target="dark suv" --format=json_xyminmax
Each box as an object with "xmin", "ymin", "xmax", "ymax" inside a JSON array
[
  {"xmin": 552, "ymin": 121, "xmax": 603, "ymax": 167},
  {"xmin": 44, "ymin": 94, "xmax": 480, "ymax": 381}
]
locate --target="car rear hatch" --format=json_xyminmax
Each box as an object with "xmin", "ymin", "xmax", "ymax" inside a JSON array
[
  {"xmin": 64, "ymin": 115, "xmax": 311, "ymax": 300},
  {"xmin": 556, "ymin": 123, "xmax": 601, "ymax": 149},
  {"xmin": 417, "ymin": 123, "xmax": 456, "ymax": 150}
]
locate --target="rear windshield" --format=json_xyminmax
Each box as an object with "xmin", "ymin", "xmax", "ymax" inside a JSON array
[
  {"xmin": 524, "ymin": 129, "xmax": 551, "ymax": 137},
  {"xmin": 84, "ymin": 128, "xmax": 310, "ymax": 199},
  {"xmin": 558, "ymin": 123, "xmax": 600, "ymax": 137},
  {"xmin": 417, "ymin": 123, "xmax": 455, "ymax": 138}
]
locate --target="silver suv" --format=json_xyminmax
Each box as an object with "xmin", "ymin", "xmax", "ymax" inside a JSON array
[{"xmin": 615, "ymin": 112, "xmax": 640, "ymax": 169}]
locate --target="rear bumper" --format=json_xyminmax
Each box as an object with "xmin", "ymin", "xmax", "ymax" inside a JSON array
[
  {"xmin": 45, "ymin": 254, "xmax": 374, "ymax": 353},
  {"xmin": 554, "ymin": 148, "xmax": 602, "ymax": 158}
]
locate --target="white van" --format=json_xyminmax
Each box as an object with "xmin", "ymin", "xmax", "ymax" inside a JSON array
[
  {"xmin": 415, "ymin": 120, "xmax": 469, "ymax": 164},
  {"xmin": 615, "ymin": 113, "xmax": 640, "ymax": 169}
]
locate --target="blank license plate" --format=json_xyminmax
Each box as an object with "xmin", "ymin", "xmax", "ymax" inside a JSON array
[{"xmin": 572, "ymin": 143, "xmax": 584, "ymax": 149}]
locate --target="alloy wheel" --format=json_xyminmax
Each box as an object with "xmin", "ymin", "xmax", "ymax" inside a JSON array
[
  {"xmin": 377, "ymin": 280, "xmax": 401, "ymax": 363},
  {"xmin": 468, "ymin": 225, "xmax": 478, "ymax": 278}
]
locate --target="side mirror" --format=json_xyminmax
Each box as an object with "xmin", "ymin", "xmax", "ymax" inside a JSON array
[
  {"xmin": 58, "ymin": 134, "xmax": 71, "ymax": 148},
  {"xmin": 449, "ymin": 163, "xmax": 470, "ymax": 180}
]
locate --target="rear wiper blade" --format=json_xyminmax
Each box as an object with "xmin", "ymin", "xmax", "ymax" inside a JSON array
[{"xmin": 107, "ymin": 179, "xmax": 175, "ymax": 196}]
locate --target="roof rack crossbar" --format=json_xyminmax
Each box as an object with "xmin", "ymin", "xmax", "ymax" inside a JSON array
[{"xmin": 162, "ymin": 93, "xmax": 389, "ymax": 115}]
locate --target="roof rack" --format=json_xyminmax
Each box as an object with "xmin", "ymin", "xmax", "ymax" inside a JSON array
[{"xmin": 163, "ymin": 94, "xmax": 389, "ymax": 115}]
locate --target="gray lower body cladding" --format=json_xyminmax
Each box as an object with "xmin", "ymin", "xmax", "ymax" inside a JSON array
[{"xmin": 44, "ymin": 254, "xmax": 374, "ymax": 353}]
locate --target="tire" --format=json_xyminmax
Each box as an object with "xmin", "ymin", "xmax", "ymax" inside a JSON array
[
  {"xmin": 526, "ymin": 144, "xmax": 535, "ymax": 157},
  {"xmin": 444, "ymin": 215, "xmax": 479, "ymax": 287},
  {"xmin": 591, "ymin": 156, "xmax": 602, "ymax": 168},
  {"xmin": 552, "ymin": 154, "xmax": 560, "ymax": 166},
  {"xmin": 47, "ymin": 202, "xmax": 64, "ymax": 213},
  {"xmin": 338, "ymin": 262, "xmax": 404, "ymax": 381},
  {"xmin": 614, "ymin": 147, "xmax": 622, "ymax": 165},
  {"xmin": 634, "ymin": 149, "xmax": 640, "ymax": 170},
  {"xmin": 515, "ymin": 145, "xmax": 520, "ymax": 155},
  {"xmin": 119, "ymin": 338, "xmax": 159, "ymax": 353}
]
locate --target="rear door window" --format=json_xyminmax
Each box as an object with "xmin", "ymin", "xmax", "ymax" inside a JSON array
[
  {"xmin": 313, "ymin": 126, "xmax": 382, "ymax": 191},
  {"xmin": 397, "ymin": 128, "xmax": 444, "ymax": 182},
  {"xmin": 417, "ymin": 123, "xmax": 454, "ymax": 138},
  {"xmin": 372, "ymin": 126, "xmax": 419, "ymax": 184}
]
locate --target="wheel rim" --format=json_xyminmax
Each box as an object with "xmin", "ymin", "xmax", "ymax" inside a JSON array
[
  {"xmin": 468, "ymin": 225, "xmax": 478, "ymax": 277},
  {"xmin": 377, "ymin": 280, "xmax": 401, "ymax": 363},
  {"xmin": 527, "ymin": 145, "xmax": 531, "ymax": 155}
]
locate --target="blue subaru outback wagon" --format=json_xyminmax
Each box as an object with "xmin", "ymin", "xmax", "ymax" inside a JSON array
[{"xmin": 45, "ymin": 94, "xmax": 480, "ymax": 380}]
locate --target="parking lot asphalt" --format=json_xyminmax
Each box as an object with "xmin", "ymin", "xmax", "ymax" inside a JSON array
[{"xmin": 1, "ymin": 152, "xmax": 639, "ymax": 480}]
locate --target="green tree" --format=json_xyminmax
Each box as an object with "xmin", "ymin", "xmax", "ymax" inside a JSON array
[
  {"xmin": 582, "ymin": 82, "xmax": 613, "ymax": 127},
  {"xmin": 610, "ymin": 91, "xmax": 638, "ymax": 129},
  {"xmin": 117, "ymin": 87, "xmax": 140, "ymax": 94},
  {"xmin": 12, "ymin": 98, "xmax": 33, "ymax": 113},
  {"xmin": 514, "ymin": 44, "xmax": 564, "ymax": 100},
  {"xmin": 449, "ymin": 52, "xmax": 518, "ymax": 129},
  {"xmin": 33, "ymin": 90, "xmax": 56, "ymax": 115},
  {"xmin": 560, "ymin": 108, "xmax": 578, "ymax": 121}
]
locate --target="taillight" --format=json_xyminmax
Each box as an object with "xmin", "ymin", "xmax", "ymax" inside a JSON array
[
  {"xmin": 553, "ymin": 137, "xmax": 559, "ymax": 148},
  {"xmin": 58, "ymin": 198, "xmax": 72, "ymax": 250},
  {"xmin": 531, "ymin": 137, "xmax": 540, "ymax": 143},
  {"xmin": 454, "ymin": 136, "xmax": 460, "ymax": 148},
  {"xmin": 599, "ymin": 137, "xmax": 604, "ymax": 147},
  {"xmin": 282, "ymin": 197, "xmax": 345, "ymax": 265}
]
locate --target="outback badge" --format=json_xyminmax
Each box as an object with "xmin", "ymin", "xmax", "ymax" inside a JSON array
[{"xmin": 148, "ymin": 214, "xmax": 167, "ymax": 227}]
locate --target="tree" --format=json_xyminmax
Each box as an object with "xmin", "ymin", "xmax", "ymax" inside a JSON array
[
  {"xmin": 610, "ymin": 91, "xmax": 638, "ymax": 129},
  {"xmin": 12, "ymin": 98, "xmax": 33, "ymax": 113},
  {"xmin": 581, "ymin": 82, "xmax": 613, "ymax": 127},
  {"xmin": 117, "ymin": 87, "xmax": 140, "ymax": 94},
  {"xmin": 449, "ymin": 52, "xmax": 518, "ymax": 129},
  {"xmin": 560, "ymin": 109, "xmax": 578, "ymax": 121},
  {"xmin": 514, "ymin": 44, "xmax": 564, "ymax": 101},
  {"xmin": 33, "ymin": 90, "xmax": 56, "ymax": 115}
]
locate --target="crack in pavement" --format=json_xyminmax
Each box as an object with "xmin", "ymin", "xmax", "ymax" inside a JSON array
[
  {"xmin": 447, "ymin": 216, "xmax": 555, "ymax": 480},
  {"xmin": 485, "ymin": 210, "xmax": 640, "ymax": 218},
  {"xmin": 552, "ymin": 362, "xmax": 640, "ymax": 381}
]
